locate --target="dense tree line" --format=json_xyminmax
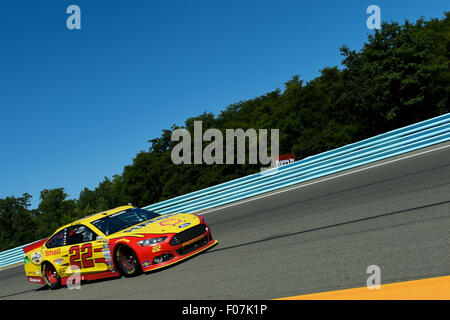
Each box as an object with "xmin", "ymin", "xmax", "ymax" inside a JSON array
[{"xmin": 1, "ymin": 14, "xmax": 449, "ymax": 251}]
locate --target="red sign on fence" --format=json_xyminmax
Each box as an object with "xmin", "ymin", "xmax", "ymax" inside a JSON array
[{"xmin": 272, "ymin": 154, "xmax": 296, "ymax": 167}]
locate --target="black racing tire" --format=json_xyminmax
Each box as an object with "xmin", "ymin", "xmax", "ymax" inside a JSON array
[
  {"xmin": 115, "ymin": 246, "xmax": 142, "ymax": 277},
  {"xmin": 42, "ymin": 262, "xmax": 61, "ymax": 290}
]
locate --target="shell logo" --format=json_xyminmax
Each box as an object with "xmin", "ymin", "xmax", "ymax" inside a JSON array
[{"xmin": 159, "ymin": 218, "xmax": 183, "ymax": 226}]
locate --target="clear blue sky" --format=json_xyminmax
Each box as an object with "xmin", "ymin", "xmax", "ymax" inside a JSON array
[{"xmin": 0, "ymin": 0, "xmax": 448, "ymax": 208}]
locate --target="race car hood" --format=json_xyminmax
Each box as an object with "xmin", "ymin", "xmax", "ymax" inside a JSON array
[{"xmin": 114, "ymin": 213, "xmax": 202, "ymax": 237}]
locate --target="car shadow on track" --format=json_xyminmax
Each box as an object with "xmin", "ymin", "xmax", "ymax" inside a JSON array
[
  {"xmin": 0, "ymin": 285, "xmax": 49, "ymax": 299},
  {"xmin": 1, "ymin": 276, "xmax": 124, "ymax": 297}
]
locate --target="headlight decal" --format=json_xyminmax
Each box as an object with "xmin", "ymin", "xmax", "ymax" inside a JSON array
[{"xmin": 137, "ymin": 236, "xmax": 167, "ymax": 246}]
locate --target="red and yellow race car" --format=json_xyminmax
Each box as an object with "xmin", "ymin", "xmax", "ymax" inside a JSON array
[{"xmin": 23, "ymin": 205, "xmax": 217, "ymax": 289}]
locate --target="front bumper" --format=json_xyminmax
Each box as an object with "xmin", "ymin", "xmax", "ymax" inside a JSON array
[
  {"xmin": 136, "ymin": 222, "xmax": 218, "ymax": 272},
  {"xmin": 140, "ymin": 238, "xmax": 218, "ymax": 272}
]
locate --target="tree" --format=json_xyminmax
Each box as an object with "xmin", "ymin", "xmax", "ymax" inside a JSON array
[
  {"xmin": 340, "ymin": 14, "xmax": 449, "ymax": 136},
  {"xmin": 0, "ymin": 194, "xmax": 36, "ymax": 251},
  {"xmin": 35, "ymin": 188, "xmax": 77, "ymax": 238}
]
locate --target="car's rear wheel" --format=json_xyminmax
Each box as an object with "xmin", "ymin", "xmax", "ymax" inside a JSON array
[
  {"xmin": 115, "ymin": 246, "xmax": 142, "ymax": 277},
  {"xmin": 42, "ymin": 262, "xmax": 61, "ymax": 290}
]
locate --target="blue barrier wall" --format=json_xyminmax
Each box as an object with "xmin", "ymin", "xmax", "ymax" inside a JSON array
[
  {"xmin": 0, "ymin": 241, "xmax": 35, "ymax": 268},
  {"xmin": 1, "ymin": 113, "xmax": 449, "ymax": 269}
]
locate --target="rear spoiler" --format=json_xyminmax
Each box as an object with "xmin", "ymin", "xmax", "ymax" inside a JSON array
[{"xmin": 23, "ymin": 238, "xmax": 48, "ymax": 254}]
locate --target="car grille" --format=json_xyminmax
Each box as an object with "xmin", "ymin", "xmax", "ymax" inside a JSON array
[
  {"xmin": 176, "ymin": 237, "xmax": 208, "ymax": 256},
  {"xmin": 170, "ymin": 224, "xmax": 207, "ymax": 246}
]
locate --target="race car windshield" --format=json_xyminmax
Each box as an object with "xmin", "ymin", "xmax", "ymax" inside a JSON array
[{"xmin": 91, "ymin": 208, "xmax": 160, "ymax": 236}]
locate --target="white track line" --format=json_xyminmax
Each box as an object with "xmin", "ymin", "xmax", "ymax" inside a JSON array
[{"xmin": 197, "ymin": 143, "xmax": 450, "ymax": 216}]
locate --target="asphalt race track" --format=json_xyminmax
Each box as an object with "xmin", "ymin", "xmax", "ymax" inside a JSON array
[{"xmin": 1, "ymin": 143, "xmax": 449, "ymax": 300}]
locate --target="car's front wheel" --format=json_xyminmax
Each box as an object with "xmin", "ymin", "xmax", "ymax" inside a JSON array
[
  {"xmin": 115, "ymin": 246, "xmax": 142, "ymax": 277},
  {"xmin": 42, "ymin": 262, "xmax": 61, "ymax": 290}
]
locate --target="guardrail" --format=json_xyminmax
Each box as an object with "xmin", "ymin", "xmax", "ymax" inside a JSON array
[
  {"xmin": 1, "ymin": 113, "xmax": 449, "ymax": 269},
  {"xmin": 0, "ymin": 241, "xmax": 35, "ymax": 269}
]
